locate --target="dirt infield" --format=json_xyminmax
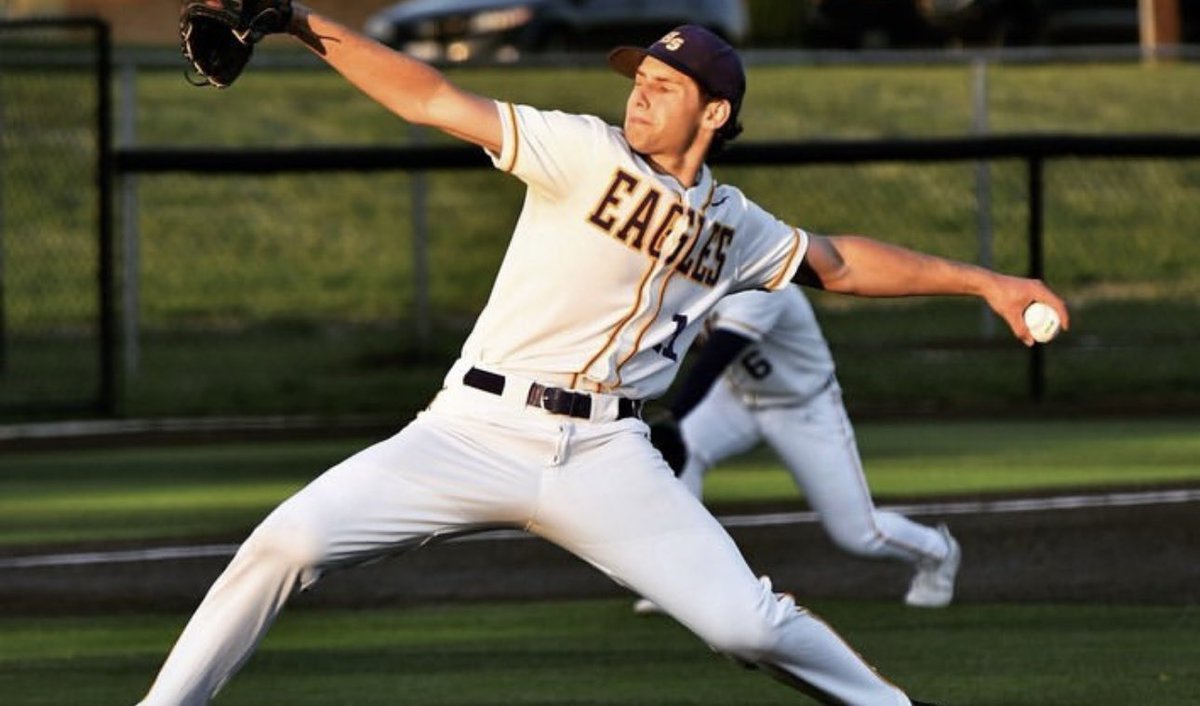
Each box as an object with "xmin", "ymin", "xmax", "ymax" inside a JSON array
[{"xmin": 3, "ymin": 487, "xmax": 1198, "ymax": 614}]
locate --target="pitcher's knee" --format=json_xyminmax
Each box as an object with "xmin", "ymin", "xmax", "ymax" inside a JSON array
[
  {"xmin": 705, "ymin": 618, "xmax": 779, "ymax": 661},
  {"xmin": 694, "ymin": 576, "xmax": 819, "ymax": 662},
  {"xmin": 697, "ymin": 595, "xmax": 792, "ymax": 660},
  {"xmin": 238, "ymin": 518, "xmax": 327, "ymax": 578}
]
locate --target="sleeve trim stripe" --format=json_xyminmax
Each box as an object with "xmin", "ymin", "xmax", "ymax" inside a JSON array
[
  {"xmin": 766, "ymin": 228, "xmax": 806, "ymax": 291},
  {"xmin": 501, "ymin": 102, "xmax": 519, "ymax": 173},
  {"xmin": 715, "ymin": 317, "xmax": 768, "ymax": 340}
]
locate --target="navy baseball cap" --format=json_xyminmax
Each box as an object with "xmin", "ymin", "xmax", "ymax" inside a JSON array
[{"xmin": 608, "ymin": 25, "xmax": 746, "ymax": 121}]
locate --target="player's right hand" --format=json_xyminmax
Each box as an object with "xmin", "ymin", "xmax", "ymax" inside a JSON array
[{"xmin": 983, "ymin": 273, "xmax": 1070, "ymax": 347}]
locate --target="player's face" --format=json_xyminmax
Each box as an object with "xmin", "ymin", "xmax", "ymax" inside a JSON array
[{"xmin": 623, "ymin": 57, "xmax": 708, "ymax": 158}]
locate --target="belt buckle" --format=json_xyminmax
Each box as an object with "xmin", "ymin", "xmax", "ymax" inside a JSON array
[
  {"xmin": 528, "ymin": 383, "xmax": 564, "ymax": 415},
  {"xmin": 526, "ymin": 383, "xmax": 548, "ymax": 411},
  {"xmin": 532, "ymin": 384, "xmax": 591, "ymax": 419}
]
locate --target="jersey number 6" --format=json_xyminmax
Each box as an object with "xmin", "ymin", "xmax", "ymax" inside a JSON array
[{"xmin": 740, "ymin": 349, "xmax": 773, "ymax": 379}]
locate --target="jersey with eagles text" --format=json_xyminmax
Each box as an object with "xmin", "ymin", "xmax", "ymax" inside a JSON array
[{"xmin": 454, "ymin": 102, "xmax": 808, "ymax": 400}]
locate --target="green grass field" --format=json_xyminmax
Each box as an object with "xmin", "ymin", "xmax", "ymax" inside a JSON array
[
  {"xmin": 1, "ymin": 417, "xmax": 1198, "ymax": 704},
  {"xmin": 2, "ymin": 417, "xmax": 1196, "ymax": 546},
  {"xmin": 2, "ymin": 599, "xmax": 1196, "ymax": 706},
  {"xmin": 67, "ymin": 62, "xmax": 1200, "ymax": 327},
  {"xmin": 4, "ymin": 50, "xmax": 1199, "ymax": 706},
  {"xmin": 4, "ymin": 60, "xmax": 1200, "ymax": 417}
]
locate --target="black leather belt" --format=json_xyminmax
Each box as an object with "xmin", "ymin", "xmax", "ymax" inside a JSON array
[{"xmin": 463, "ymin": 367, "xmax": 642, "ymax": 420}]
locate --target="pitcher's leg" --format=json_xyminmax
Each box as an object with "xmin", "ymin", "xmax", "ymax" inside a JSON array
[
  {"xmin": 658, "ymin": 533, "xmax": 911, "ymax": 705},
  {"xmin": 677, "ymin": 378, "xmax": 759, "ymax": 498},
  {"xmin": 760, "ymin": 388, "xmax": 947, "ymax": 564},
  {"xmin": 136, "ymin": 519, "xmax": 319, "ymax": 706},
  {"xmin": 535, "ymin": 429, "xmax": 912, "ymax": 706},
  {"xmin": 138, "ymin": 413, "xmax": 535, "ymax": 706}
]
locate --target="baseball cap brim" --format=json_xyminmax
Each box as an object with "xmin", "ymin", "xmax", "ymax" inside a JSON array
[
  {"xmin": 607, "ymin": 45, "xmax": 717, "ymax": 98},
  {"xmin": 607, "ymin": 46, "xmax": 648, "ymax": 79}
]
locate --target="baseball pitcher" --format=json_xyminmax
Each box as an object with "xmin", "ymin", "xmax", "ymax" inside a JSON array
[{"xmin": 140, "ymin": 4, "xmax": 1068, "ymax": 706}]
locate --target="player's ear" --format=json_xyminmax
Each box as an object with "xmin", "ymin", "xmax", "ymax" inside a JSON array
[{"xmin": 702, "ymin": 97, "xmax": 732, "ymax": 133}]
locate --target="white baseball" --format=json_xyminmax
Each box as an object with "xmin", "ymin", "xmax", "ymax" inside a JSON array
[{"xmin": 1023, "ymin": 301, "xmax": 1061, "ymax": 343}]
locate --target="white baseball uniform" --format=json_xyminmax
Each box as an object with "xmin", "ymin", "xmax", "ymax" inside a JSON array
[
  {"xmin": 678, "ymin": 285, "xmax": 954, "ymax": 573},
  {"xmin": 138, "ymin": 104, "xmax": 914, "ymax": 706}
]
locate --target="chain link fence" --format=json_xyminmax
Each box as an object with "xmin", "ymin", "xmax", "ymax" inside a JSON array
[
  {"xmin": 726, "ymin": 154, "xmax": 1200, "ymax": 414},
  {"xmin": 0, "ymin": 19, "xmax": 111, "ymax": 418},
  {"xmin": 114, "ymin": 144, "xmax": 1200, "ymax": 420},
  {"xmin": 5, "ymin": 39, "xmax": 1200, "ymax": 422}
]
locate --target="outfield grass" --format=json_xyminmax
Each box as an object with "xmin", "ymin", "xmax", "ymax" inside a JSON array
[
  {"xmin": 10, "ymin": 61, "xmax": 1200, "ymax": 326},
  {"xmin": 705, "ymin": 416, "xmax": 1200, "ymax": 502},
  {"xmin": 94, "ymin": 63, "xmax": 1200, "ymax": 326},
  {"xmin": 1, "ymin": 417, "xmax": 1196, "ymax": 546},
  {"xmin": 1, "ymin": 416, "xmax": 1196, "ymax": 704},
  {"xmin": 4, "ymin": 60, "xmax": 1199, "ymax": 417},
  {"xmin": 0, "ymin": 598, "xmax": 1196, "ymax": 705}
]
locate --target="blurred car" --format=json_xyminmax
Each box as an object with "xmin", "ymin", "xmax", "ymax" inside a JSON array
[
  {"xmin": 805, "ymin": 0, "xmax": 953, "ymax": 49},
  {"xmin": 939, "ymin": 0, "xmax": 1137, "ymax": 46},
  {"xmin": 961, "ymin": 0, "xmax": 1199, "ymax": 46},
  {"xmin": 364, "ymin": 0, "xmax": 749, "ymax": 63}
]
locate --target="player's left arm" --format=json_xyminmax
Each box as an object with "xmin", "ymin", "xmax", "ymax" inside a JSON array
[
  {"xmin": 794, "ymin": 233, "xmax": 1070, "ymax": 347},
  {"xmin": 287, "ymin": 4, "xmax": 501, "ymax": 152},
  {"xmin": 646, "ymin": 328, "xmax": 752, "ymax": 476},
  {"xmin": 669, "ymin": 330, "xmax": 753, "ymax": 421}
]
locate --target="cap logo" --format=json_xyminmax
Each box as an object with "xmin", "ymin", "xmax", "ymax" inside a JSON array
[{"xmin": 657, "ymin": 30, "xmax": 685, "ymax": 51}]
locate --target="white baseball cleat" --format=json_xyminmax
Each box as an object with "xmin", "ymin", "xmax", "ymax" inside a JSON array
[
  {"xmin": 904, "ymin": 524, "xmax": 961, "ymax": 608},
  {"xmin": 632, "ymin": 597, "xmax": 664, "ymax": 616}
]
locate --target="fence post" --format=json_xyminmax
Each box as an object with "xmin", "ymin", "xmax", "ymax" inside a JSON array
[
  {"xmin": 972, "ymin": 57, "xmax": 996, "ymax": 339},
  {"xmin": 409, "ymin": 124, "xmax": 431, "ymax": 348},
  {"xmin": 1140, "ymin": 0, "xmax": 1181, "ymax": 63},
  {"xmin": 1027, "ymin": 155, "xmax": 1045, "ymax": 403},
  {"xmin": 119, "ymin": 57, "xmax": 140, "ymax": 376},
  {"xmin": 97, "ymin": 19, "xmax": 118, "ymax": 416},
  {"xmin": 0, "ymin": 54, "xmax": 7, "ymax": 376}
]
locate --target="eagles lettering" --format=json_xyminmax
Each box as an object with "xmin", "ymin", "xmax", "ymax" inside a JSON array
[{"xmin": 587, "ymin": 168, "xmax": 733, "ymax": 286}]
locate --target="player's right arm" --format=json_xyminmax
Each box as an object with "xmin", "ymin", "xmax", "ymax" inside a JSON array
[
  {"xmin": 795, "ymin": 233, "xmax": 1070, "ymax": 347},
  {"xmin": 287, "ymin": 3, "xmax": 502, "ymax": 153}
]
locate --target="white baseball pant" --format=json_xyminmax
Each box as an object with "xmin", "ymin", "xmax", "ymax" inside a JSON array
[
  {"xmin": 680, "ymin": 377, "xmax": 948, "ymax": 565},
  {"xmin": 137, "ymin": 383, "xmax": 913, "ymax": 706}
]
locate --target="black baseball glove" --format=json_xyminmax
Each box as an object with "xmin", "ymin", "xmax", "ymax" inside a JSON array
[
  {"xmin": 647, "ymin": 411, "xmax": 688, "ymax": 477},
  {"xmin": 180, "ymin": 0, "xmax": 294, "ymax": 88}
]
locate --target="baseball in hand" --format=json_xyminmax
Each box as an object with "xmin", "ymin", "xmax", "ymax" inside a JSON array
[{"xmin": 1023, "ymin": 301, "xmax": 1061, "ymax": 343}]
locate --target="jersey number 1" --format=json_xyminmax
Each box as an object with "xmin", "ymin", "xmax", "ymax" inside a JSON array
[{"xmin": 653, "ymin": 314, "xmax": 688, "ymax": 361}]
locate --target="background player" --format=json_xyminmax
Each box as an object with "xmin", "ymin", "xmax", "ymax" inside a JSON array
[
  {"xmin": 137, "ymin": 5, "xmax": 1067, "ymax": 706},
  {"xmin": 634, "ymin": 284, "xmax": 959, "ymax": 616}
]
